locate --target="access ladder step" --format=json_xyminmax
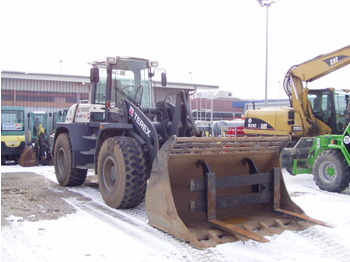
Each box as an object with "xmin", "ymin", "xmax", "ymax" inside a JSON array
[
  {"xmin": 80, "ymin": 149, "xmax": 95, "ymax": 155},
  {"xmin": 76, "ymin": 163, "xmax": 94, "ymax": 169},
  {"xmin": 82, "ymin": 134, "xmax": 98, "ymax": 141}
]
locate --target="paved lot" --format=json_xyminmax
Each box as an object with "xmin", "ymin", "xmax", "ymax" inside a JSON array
[{"xmin": 1, "ymin": 172, "xmax": 85, "ymax": 226}]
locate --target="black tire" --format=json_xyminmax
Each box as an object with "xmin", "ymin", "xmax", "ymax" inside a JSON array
[
  {"xmin": 97, "ymin": 136, "xmax": 148, "ymax": 209},
  {"xmin": 14, "ymin": 155, "xmax": 20, "ymax": 165},
  {"xmin": 313, "ymin": 150, "xmax": 350, "ymax": 192},
  {"xmin": 54, "ymin": 133, "xmax": 87, "ymax": 186}
]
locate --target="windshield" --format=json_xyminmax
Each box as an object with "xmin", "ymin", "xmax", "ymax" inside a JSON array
[
  {"xmin": 93, "ymin": 58, "xmax": 152, "ymax": 108},
  {"xmin": 308, "ymin": 91, "xmax": 348, "ymax": 133},
  {"xmin": 1, "ymin": 109, "xmax": 25, "ymax": 133},
  {"xmin": 334, "ymin": 92, "xmax": 349, "ymax": 129}
]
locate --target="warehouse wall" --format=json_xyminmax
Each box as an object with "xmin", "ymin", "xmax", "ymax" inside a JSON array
[
  {"xmin": 1, "ymin": 71, "xmax": 217, "ymax": 116},
  {"xmin": 1, "ymin": 74, "xmax": 90, "ymax": 114}
]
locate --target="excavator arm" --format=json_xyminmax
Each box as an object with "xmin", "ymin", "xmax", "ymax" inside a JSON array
[
  {"xmin": 288, "ymin": 45, "xmax": 350, "ymax": 83},
  {"xmin": 284, "ymin": 45, "xmax": 350, "ymax": 136}
]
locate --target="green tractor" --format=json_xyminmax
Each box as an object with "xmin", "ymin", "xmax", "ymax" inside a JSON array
[{"xmin": 292, "ymin": 123, "xmax": 350, "ymax": 192}]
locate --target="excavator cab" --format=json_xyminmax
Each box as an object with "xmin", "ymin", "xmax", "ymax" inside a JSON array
[{"xmin": 308, "ymin": 89, "xmax": 349, "ymax": 134}]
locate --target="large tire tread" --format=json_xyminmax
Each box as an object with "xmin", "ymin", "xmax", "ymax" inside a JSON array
[
  {"xmin": 54, "ymin": 133, "xmax": 87, "ymax": 186},
  {"xmin": 313, "ymin": 150, "xmax": 350, "ymax": 192},
  {"xmin": 98, "ymin": 136, "xmax": 148, "ymax": 209}
]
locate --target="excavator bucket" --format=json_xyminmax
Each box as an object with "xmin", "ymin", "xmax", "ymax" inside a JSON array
[
  {"xmin": 146, "ymin": 135, "xmax": 332, "ymax": 249},
  {"xmin": 19, "ymin": 146, "xmax": 38, "ymax": 167}
]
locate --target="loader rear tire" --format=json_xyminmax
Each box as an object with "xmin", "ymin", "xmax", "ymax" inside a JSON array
[
  {"xmin": 313, "ymin": 150, "xmax": 350, "ymax": 192},
  {"xmin": 54, "ymin": 133, "xmax": 87, "ymax": 186},
  {"xmin": 97, "ymin": 136, "xmax": 148, "ymax": 209}
]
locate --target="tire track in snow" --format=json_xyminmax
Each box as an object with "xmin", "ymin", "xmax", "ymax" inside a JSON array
[
  {"xmin": 64, "ymin": 197, "xmax": 229, "ymax": 262},
  {"xmin": 2, "ymin": 220, "xmax": 47, "ymax": 262},
  {"xmin": 303, "ymin": 184, "xmax": 350, "ymax": 198},
  {"xmin": 64, "ymin": 178, "xmax": 230, "ymax": 261},
  {"xmin": 297, "ymin": 227, "xmax": 350, "ymax": 262}
]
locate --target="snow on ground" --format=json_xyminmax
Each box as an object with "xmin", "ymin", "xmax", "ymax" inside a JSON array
[{"xmin": 2, "ymin": 164, "xmax": 350, "ymax": 262}]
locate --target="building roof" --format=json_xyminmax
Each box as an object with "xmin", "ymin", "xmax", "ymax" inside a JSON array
[
  {"xmin": 194, "ymin": 89, "xmax": 238, "ymax": 99},
  {"xmin": 1, "ymin": 71, "xmax": 90, "ymax": 83},
  {"xmin": 1, "ymin": 70, "xmax": 219, "ymax": 91}
]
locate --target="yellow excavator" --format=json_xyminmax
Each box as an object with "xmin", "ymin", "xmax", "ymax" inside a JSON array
[
  {"xmin": 245, "ymin": 45, "xmax": 350, "ymax": 138},
  {"xmin": 244, "ymin": 45, "xmax": 350, "ymax": 176}
]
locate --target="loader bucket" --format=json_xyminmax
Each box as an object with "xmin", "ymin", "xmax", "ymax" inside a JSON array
[
  {"xmin": 146, "ymin": 135, "xmax": 331, "ymax": 249},
  {"xmin": 19, "ymin": 146, "xmax": 38, "ymax": 167}
]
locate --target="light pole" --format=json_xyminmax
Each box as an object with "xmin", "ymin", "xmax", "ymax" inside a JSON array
[
  {"xmin": 59, "ymin": 59, "xmax": 63, "ymax": 74},
  {"xmin": 257, "ymin": 0, "xmax": 276, "ymax": 106},
  {"xmin": 189, "ymin": 71, "xmax": 192, "ymax": 83}
]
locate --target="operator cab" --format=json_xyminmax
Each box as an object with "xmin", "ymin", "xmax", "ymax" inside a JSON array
[
  {"xmin": 89, "ymin": 57, "xmax": 166, "ymax": 123},
  {"xmin": 308, "ymin": 88, "xmax": 349, "ymax": 134},
  {"xmin": 90, "ymin": 57, "xmax": 166, "ymax": 109}
]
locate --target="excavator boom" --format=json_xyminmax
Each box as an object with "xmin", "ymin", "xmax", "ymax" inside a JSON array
[{"xmin": 289, "ymin": 45, "xmax": 350, "ymax": 82}]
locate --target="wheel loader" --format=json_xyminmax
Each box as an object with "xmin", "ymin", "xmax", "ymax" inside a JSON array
[
  {"xmin": 292, "ymin": 123, "xmax": 350, "ymax": 192},
  {"xmin": 244, "ymin": 45, "xmax": 350, "ymax": 191},
  {"xmin": 52, "ymin": 56, "xmax": 330, "ymax": 249}
]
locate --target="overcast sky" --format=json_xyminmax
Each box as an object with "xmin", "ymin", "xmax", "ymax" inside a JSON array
[{"xmin": 1, "ymin": 0, "xmax": 349, "ymax": 99}]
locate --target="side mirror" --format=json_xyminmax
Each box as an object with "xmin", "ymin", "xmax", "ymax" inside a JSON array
[
  {"xmin": 90, "ymin": 67, "xmax": 99, "ymax": 83},
  {"xmin": 161, "ymin": 72, "xmax": 167, "ymax": 87}
]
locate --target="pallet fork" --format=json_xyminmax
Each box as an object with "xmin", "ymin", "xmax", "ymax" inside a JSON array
[{"xmin": 146, "ymin": 135, "xmax": 332, "ymax": 249}]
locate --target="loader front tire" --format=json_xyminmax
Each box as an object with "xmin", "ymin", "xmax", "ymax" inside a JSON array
[
  {"xmin": 97, "ymin": 136, "xmax": 148, "ymax": 209},
  {"xmin": 54, "ymin": 133, "xmax": 87, "ymax": 186},
  {"xmin": 313, "ymin": 150, "xmax": 350, "ymax": 192}
]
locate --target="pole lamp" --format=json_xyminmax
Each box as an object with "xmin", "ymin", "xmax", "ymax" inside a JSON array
[{"xmin": 257, "ymin": 0, "xmax": 276, "ymax": 106}]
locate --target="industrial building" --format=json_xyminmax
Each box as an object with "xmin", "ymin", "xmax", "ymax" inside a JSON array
[
  {"xmin": 1, "ymin": 70, "xmax": 289, "ymax": 121},
  {"xmin": 1, "ymin": 71, "xmax": 90, "ymax": 112},
  {"xmin": 191, "ymin": 90, "xmax": 244, "ymax": 121},
  {"xmin": 190, "ymin": 89, "xmax": 290, "ymax": 121},
  {"xmin": 1, "ymin": 71, "xmax": 219, "ymax": 114}
]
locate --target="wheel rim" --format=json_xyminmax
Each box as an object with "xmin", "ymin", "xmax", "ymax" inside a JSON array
[
  {"xmin": 318, "ymin": 161, "xmax": 337, "ymax": 183},
  {"xmin": 102, "ymin": 156, "xmax": 118, "ymax": 192},
  {"xmin": 57, "ymin": 147, "xmax": 66, "ymax": 174}
]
